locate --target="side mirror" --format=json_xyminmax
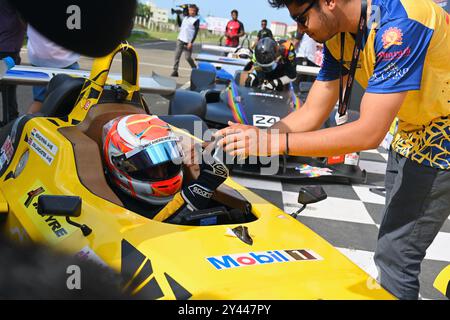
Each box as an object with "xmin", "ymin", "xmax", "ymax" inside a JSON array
[
  {"xmin": 37, "ymin": 195, "xmax": 81, "ymax": 217},
  {"xmin": 37, "ymin": 195, "xmax": 91, "ymax": 236},
  {"xmin": 292, "ymin": 186, "xmax": 327, "ymax": 219},
  {"xmin": 297, "ymin": 186, "xmax": 327, "ymax": 205}
]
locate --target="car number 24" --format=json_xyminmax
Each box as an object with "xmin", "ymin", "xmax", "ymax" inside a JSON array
[{"xmin": 252, "ymin": 115, "xmax": 281, "ymax": 128}]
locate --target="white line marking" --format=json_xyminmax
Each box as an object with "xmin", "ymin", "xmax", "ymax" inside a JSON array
[{"xmin": 140, "ymin": 41, "xmax": 169, "ymax": 46}]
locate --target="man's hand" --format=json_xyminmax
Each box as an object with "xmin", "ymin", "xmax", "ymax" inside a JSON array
[
  {"xmin": 261, "ymin": 79, "xmax": 283, "ymax": 91},
  {"xmin": 181, "ymin": 140, "xmax": 233, "ymax": 210},
  {"xmin": 187, "ymin": 42, "xmax": 193, "ymax": 50},
  {"xmin": 215, "ymin": 121, "xmax": 285, "ymax": 158},
  {"xmin": 245, "ymin": 73, "xmax": 258, "ymax": 87}
]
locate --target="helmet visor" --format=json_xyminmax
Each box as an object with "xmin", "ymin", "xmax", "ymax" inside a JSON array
[
  {"xmin": 255, "ymin": 60, "xmax": 278, "ymax": 73},
  {"xmin": 112, "ymin": 140, "xmax": 183, "ymax": 181}
]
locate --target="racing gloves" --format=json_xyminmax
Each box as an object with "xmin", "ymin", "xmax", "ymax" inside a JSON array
[
  {"xmin": 245, "ymin": 73, "xmax": 259, "ymax": 88},
  {"xmin": 261, "ymin": 78, "xmax": 283, "ymax": 91},
  {"xmin": 181, "ymin": 140, "xmax": 233, "ymax": 211}
]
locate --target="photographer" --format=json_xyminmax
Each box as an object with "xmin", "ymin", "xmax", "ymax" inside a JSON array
[{"xmin": 171, "ymin": 4, "xmax": 199, "ymax": 78}]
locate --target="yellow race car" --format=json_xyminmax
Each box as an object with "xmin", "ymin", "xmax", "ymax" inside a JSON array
[
  {"xmin": 0, "ymin": 43, "xmax": 394, "ymax": 300},
  {"xmin": 434, "ymin": 265, "xmax": 450, "ymax": 299}
]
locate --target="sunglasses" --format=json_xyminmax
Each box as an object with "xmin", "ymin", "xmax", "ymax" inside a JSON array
[{"xmin": 291, "ymin": 1, "xmax": 316, "ymax": 27}]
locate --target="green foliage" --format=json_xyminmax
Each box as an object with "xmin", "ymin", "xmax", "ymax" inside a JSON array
[{"xmin": 136, "ymin": 3, "xmax": 151, "ymax": 19}]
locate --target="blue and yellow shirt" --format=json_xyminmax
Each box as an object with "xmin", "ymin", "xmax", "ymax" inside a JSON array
[{"xmin": 317, "ymin": 0, "xmax": 450, "ymax": 170}]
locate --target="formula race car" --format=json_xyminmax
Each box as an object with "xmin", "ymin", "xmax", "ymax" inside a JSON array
[
  {"xmin": 0, "ymin": 43, "xmax": 393, "ymax": 299},
  {"xmin": 195, "ymin": 39, "xmax": 253, "ymax": 83},
  {"xmin": 169, "ymin": 68, "xmax": 367, "ymax": 183}
]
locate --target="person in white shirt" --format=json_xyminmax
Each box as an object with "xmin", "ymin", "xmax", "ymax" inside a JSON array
[
  {"xmin": 294, "ymin": 31, "xmax": 319, "ymax": 67},
  {"xmin": 27, "ymin": 25, "xmax": 80, "ymax": 113},
  {"xmin": 171, "ymin": 4, "xmax": 200, "ymax": 77},
  {"xmin": 293, "ymin": 30, "xmax": 322, "ymax": 96}
]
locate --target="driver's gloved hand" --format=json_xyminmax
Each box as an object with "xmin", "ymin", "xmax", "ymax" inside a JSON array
[
  {"xmin": 261, "ymin": 79, "xmax": 283, "ymax": 91},
  {"xmin": 181, "ymin": 139, "xmax": 233, "ymax": 210},
  {"xmin": 245, "ymin": 73, "xmax": 258, "ymax": 87}
]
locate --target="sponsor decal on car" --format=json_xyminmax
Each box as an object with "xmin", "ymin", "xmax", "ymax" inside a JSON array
[
  {"xmin": 83, "ymin": 100, "xmax": 91, "ymax": 110},
  {"xmin": 344, "ymin": 153, "xmax": 360, "ymax": 166},
  {"xmin": 0, "ymin": 135, "xmax": 15, "ymax": 170},
  {"xmin": 24, "ymin": 187, "xmax": 45, "ymax": 208},
  {"xmin": 21, "ymin": 181, "xmax": 74, "ymax": 242},
  {"xmin": 30, "ymin": 128, "xmax": 58, "ymax": 155},
  {"xmin": 253, "ymin": 115, "xmax": 281, "ymax": 128},
  {"xmin": 327, "ymin": 155, "xmax": 345, "ymax": 165},
  {"xmin": 207, "ymin": 249, "xmax": 322, "ymax": 270},
  {"xmin": 382, "ymin": 27, "xmax": 403, "ymax": 49},
  {"xmin": 295, "ymin": 164, "xmax": 333, "ymax": 177},
  {"xmin": 248, "ymin": 92, "xmax": 283, "ymax": 99},
  {"xmin": 28, "ymin": 128, "xmax": 58, "ymax": 165},
  {"xmin": 75, "ymin": 246, "xmax": 108, "ymax": 268},
  {"xmin": 1, "ymin": 136, "xmax": 14, "ymax": 161}
]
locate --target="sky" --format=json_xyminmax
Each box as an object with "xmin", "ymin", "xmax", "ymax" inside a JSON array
[{"xmin": 147, "ymin": 0, "xmax": 295, "ymax": 32}]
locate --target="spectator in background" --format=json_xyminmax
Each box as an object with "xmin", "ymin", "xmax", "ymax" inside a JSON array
[
  {"xmin": 0, "ymin": 0, "xmax": 26, "ymax": 125},
  {"xmin": 171, "ymin": 4, "xmax": 200, "ymax": 78},
  {"xmin": 256, "ymin": 20, "xmax": 274, "ymax": 42},
  {"xmin": 293, "ymin": 30, "xmax": 322, "ymax": 95},
  {"xmin": 293, "ymin": 31, "xmax": 319, "ymax": 68},
  {"xmin": 27, "ymin": 25, "xmax": 80, "ymax": 114},
  {"xmin": 225, "ymin": 10, "xmax": 245, "ymax": 48}
]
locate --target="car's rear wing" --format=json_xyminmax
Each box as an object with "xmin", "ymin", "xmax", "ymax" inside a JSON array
[
  {"xmin": 0, "ymin": 64, "xmax": 176, "ymax": 96},
  {"xmin": 196, "ymin": 53, "xmax": 249, "ymax": 67},
  {"xmin": 201, "ymin": 44, "xmax": 237, "ymax": 54}
]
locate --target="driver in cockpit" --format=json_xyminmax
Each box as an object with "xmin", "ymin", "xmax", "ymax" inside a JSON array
[
  {"xmin": 244, "ymin": 37, "xmax": 297, "ymax": 91},
  {"xmin": 102, "ymin": 114, "xmax": 231, "ymax": 222}
]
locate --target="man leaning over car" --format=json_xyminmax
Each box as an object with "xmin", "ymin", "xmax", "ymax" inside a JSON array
[{"xmin": 215, "ymin": 0, "xmax": 450, "ymax": 300}]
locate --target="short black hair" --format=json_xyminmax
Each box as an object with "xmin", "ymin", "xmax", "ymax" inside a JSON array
[
  {"xmin": 262, "ymin": 19, "xmax": 268, "ymax": 24},
  {"xmin": 231, "ymin": 9, "xmax": 238, "ymax": 15},
  {"xmin": 268, "ymin": 0, "xmax": 310, "ymax": 8},
  {"xmin": 189, "ymin": 4, "xmax": 199, "ymax": 13}
]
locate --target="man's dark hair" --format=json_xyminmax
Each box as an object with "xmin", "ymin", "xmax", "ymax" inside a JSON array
[
  {"xmin": 231, "ymin": 9, "xmax": 238, "ymax": 15},
  {"xmin": 268, "ymin": 0, "xmax": 310, "ymax": 8},
  {"xmin": 262, "ymin": 19, "xmax": 268, "ymax": 24},
  {"xmin": 188, "ymin": 4, "xmax": 199, "ymax": 14}
]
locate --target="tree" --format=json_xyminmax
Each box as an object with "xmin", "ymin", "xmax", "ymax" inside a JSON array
[{"xmin": 136, "ymin": 3, "xmax": 151, "ymax": 20}]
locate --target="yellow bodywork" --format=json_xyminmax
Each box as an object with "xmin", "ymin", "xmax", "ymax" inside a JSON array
[
  {"xmin": 434, "ymin": 265, "xmax": 450, "ymax": 298},
  {"xmin": 0, "ymin": 44, "xmax": 395, "ymax": 300}
]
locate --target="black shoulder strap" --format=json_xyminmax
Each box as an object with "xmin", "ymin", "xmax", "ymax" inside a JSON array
[{"xmin": 337, "ymin": 0, "xmax": 368, "ymax": 125}]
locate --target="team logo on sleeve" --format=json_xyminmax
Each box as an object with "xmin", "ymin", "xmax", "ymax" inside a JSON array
[{"xmin": 382, "ymin": 27, "xmax": 403, "ymax": 49}]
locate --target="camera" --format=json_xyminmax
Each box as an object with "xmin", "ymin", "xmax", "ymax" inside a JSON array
[
  {"xmin": 171, "ymin": 4, "xmax": 197, "ymax": 16},
  {"xmin": 171, "ymin": 8, "xmax": 184, "ymax": 15},
  {"xmin": 171, "ymin": 4, "xmax": 189, "ymax": 16}
]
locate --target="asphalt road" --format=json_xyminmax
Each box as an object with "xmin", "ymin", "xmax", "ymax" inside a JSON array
[{"xmin": 12, "ymin": 40, "xmax": 199, "ymax": 118}]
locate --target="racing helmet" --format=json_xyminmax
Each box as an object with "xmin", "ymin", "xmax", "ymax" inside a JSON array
[
  {"xmin": 103, "ymin": 114, "xmax": 184, "ymax": 206},
  {"xmin": 233, "ymin": 47, "xmax": 252, "ymax": 59},
  {"xmin": 253, "ymin": 38, "xmax": 280, "ymax": 73}
]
